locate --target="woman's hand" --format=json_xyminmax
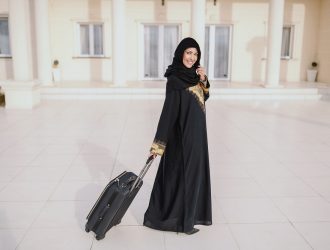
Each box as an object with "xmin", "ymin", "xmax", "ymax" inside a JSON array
[
  {"xmin": 146, "ymin": 152, "xmax": 157, "ymax": 165},
  {"xmin": 149, "ymin": 152, "xmax": 157, "ymax": 159},
  {"xmin": 196, "ymin": 66, "xmax": 206, "ymax": 81}
]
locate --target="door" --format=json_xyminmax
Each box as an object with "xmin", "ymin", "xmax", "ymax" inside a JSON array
[
  {"xmin": 143, "ymin": 24, "xmax": 179, "ymax": 79},
  {"xmin": 205, "ymin": 25, "xmax": 231, "ymax": 80}
]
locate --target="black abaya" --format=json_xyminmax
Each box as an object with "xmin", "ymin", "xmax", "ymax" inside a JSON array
[{"xmin": 143, "ymin": 75, "xmax": 212, "ymax": 233}]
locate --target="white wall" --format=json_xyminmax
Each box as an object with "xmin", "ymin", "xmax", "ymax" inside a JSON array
[
  {"xmin": 0, "ymin": 0, "xmax": 326, "ymax": 84},
  {"xmin": 317, "ymin": 0, "xmax": 330, "ymax": 83}
]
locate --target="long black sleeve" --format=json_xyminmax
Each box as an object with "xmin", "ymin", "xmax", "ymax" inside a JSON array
[{"xmin": 150, "ymin": 89, "xmax": 180, "ymax": 156}]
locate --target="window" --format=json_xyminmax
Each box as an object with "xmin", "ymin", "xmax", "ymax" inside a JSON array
[
  {"xmin": 205, "ymin": 25, "xmax": 231, "ymax": 80},
  {"xmin": 78, "ymin": 23, "xmax": 103, "ymax": 56},
  {"xmin": 143, "ymin": 24, "xmax": 179, "ymax": 79},
  {"xmin": 0, "ymin": 17, "xmax": 11, "ymax": 56},
  {"xmin": 281, "ymin": 26, "xmax": 294, "ymax": 59}
]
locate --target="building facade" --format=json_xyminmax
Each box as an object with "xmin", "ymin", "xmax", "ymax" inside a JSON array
[{"xmin": 0, "ymin": 0, "xmax": 330, "ymax": 105}]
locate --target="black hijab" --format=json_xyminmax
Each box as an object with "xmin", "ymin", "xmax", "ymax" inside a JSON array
[{"xmin": 164, "ymin": 37, "xmax": 201, "ymax": 90}]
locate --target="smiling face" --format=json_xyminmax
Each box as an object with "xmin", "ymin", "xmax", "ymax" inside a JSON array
[{"xmin": 182, "ymin": 47, "xmax": 198, "ymax": 68}]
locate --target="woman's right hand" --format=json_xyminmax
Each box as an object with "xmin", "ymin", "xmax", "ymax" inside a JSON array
[
  {"xmin": 149, "ymin": 152, "xmax": 157, "ymax": 159},
  {"xmin": 146, "ymin": 152, "xmax": 157, "ymax": 164}
]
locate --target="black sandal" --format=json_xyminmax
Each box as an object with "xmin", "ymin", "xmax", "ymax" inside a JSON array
[{"xmin": 185, "ymin": 228, "xmax": 200, "ymax": 235}]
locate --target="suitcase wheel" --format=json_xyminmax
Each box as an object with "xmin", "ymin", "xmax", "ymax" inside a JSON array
[
  {"xmin": 96, "ymin": 234, "xmax": 105, "ymax": 241},
  {"xmin": 85, "ymin": 225, "xmax": 90, "ymax": 233}
]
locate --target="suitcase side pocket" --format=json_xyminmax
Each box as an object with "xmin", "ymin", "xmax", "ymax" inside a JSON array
[{"xmin": 86, "ymin": 171, "xmax": 127, "ymax": 220}]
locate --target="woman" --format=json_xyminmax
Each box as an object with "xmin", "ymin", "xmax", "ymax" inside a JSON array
[{"xmin": 144, "ymin": 37, "xmax": 212, "ymax": 235}]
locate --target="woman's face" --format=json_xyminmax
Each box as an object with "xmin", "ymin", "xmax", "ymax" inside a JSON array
[{"xmin": 182, "ymin": 47, "xmax": 198, "ymax": 68}]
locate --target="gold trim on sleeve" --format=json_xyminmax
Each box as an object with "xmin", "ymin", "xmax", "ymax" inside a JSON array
[
  {"xmin": 200, "ymin": 82, "xmax": 209, "ymax": 93},
  {"xmin": 150, "ymin": 140, "xmax": 166, "ymax": 156},
  {"xmin": 187, "ymin": 84, "xmax": 206, "ymax": 113}
]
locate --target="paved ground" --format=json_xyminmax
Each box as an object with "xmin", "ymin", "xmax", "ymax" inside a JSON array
[{"xmin": 1, "ymin": 98, "xmax": 330, "ymax": 250}]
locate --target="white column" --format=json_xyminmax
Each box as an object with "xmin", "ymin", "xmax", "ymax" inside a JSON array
[
  {"xmin": 265, "ymin": 0, "xmax": 285, "ymax": 87},
  {"xmin": 3, "ymin": 0, "xmax": 40, "ymax": 109},
  {"xmin": 191, "ymin": 0, "xmax": 205, "ymax": 65},
  {"xmin": 9, "ymin": 0, "xmax": 32, "ymax": 81},
  {"xmin": 34, "ymin": 0, "xmax": 53, "ymax": 85},
  {"xmin": 112, "ymin": 0, "xmax": 126, "ymax": 86}
]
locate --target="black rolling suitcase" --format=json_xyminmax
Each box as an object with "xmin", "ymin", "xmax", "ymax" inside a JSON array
[{"xmin": 85, "ymin": 156, "xmax": 154, "ymax": 240}]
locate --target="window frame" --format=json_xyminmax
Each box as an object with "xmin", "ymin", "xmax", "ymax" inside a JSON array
[
  {"xmin": 76, "ymin": 22, "xmax": 105, "ymax": 58},
  {"xmin": 281, "ymin": 25, "xmax": 294, "ymax": 60},
  {"xmin": 0, "ymin": 16, "xmax": 11, "ymax": 57}
]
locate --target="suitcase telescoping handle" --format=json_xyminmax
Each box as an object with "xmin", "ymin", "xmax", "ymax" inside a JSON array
[{"xmin": 130, "ymin": 155, "xmax": 155, "ymax": 192}]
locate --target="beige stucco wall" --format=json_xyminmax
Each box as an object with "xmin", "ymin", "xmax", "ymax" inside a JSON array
[
  {"xmin": 48, "ymin": 0, "xmax": 112, "ymax": 82},
  {"xmin": 46, "ymin": 0, "xmax": 324, "ymax": 83},
  {"xmin": 0, "ymin": 0, "xmax": 326, "ymax": 84},
  {"xmin": 205, "ymin": 0, "xmax": 269, "ymax": 82},
  {"xmin": 282, "ymin": 0, "xmax": 320, "ymax": 82},
  {"xmin": 48, "ymin": 0, "xmax": 191, "ymax": 82},
  {"xmin": 317, "ymin": 0, "xmax": 330, "ymax": 83},
  {"xmin": 205, "ymin": 0, "xmax": 321, "ymax": 83}
]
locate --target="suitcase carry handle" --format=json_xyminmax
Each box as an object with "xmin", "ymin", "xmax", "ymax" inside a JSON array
[{"xmin": 130, "ymin": 155, "xmax": 155, "ymax": 192}]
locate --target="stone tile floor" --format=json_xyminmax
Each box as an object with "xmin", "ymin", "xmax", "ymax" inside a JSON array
[{"xmin": 1, "ymin": 98, "xmax": 330, "ymax": 250}]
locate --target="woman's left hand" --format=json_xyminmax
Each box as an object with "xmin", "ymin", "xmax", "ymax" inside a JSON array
[{"xmin": 196, "ymin": 66, "xmax": 206, "ymax": 81}]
